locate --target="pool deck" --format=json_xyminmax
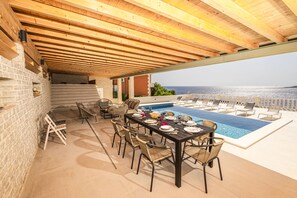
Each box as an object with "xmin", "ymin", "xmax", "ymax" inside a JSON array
[
  {"xmin": 220, "ymin": 107, "xmax": 297, "ymax": 181},
  {"xmin": 175, "ymin": 104, "xmax": 297, "ymax": 181}
]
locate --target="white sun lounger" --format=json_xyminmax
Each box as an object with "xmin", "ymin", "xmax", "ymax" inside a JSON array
[
  {"xmin": 235, "ymin": 102, "xmax": 255, "ymax": 116},
  {"xmin": 258, "ymin": 105, "xmax": 282, "ymax": 120}
]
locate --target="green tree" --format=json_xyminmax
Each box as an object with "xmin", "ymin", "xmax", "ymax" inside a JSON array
[{"xmin": 152, "ymin": 83, "xmax": 175, "ymax": 96}]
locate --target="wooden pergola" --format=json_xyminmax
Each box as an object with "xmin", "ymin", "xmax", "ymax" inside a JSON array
[{"xmin": 2, "ymin": 0, "xmax": 297, "ymax": 78}]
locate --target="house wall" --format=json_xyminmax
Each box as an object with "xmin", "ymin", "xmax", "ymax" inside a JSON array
[
  {"xmin": 0, "ymin": 43, "xmax": 51, "ymax": 198},
  {"xmin": 89, "ymin": 76, "xmax": 116, "ymax": 102},
  {"xmin": 134, "ymin": 75, "xmax": 149, "ymax": 97}
]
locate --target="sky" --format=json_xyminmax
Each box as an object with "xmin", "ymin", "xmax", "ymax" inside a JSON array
[{"xmin": 152, "ymin": 52, "xmax": 297, "ymax": 87}]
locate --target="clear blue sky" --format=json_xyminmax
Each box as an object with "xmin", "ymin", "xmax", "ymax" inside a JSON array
[{"xmin": 152, "ymin": 52, "xmax": 297, "ymax": 87}]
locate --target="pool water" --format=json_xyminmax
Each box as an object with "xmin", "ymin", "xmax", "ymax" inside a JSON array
[{"xmin": 148, "ymin": 106, "xmax": 270, "ymax": 139}]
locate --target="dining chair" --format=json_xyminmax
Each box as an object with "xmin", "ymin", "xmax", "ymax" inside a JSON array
[
  {"xmin": 182, "ymin": 137, "xmax": 224, "ymax": 193},
  {"xmin": 111, "ymin": 119, "xmax": 126, "ymax": 155},
  {"xmin": 193, "ymin": 120, "xmax": 217, "ymax": 145},
  {"xmin": 177, "ymin": 114, "xmax": 192, "ymax": 122},
  {"xmin": 44, "ymin": 114, "xmax": 67, "ymax": 150},
  {"xmin": 161, "ymin": 111, "xmax": 175, "ymax": 117},
  {"xmin": 122, "ymin": 128, "xmax": 153, "ymax": 169},
  {"xmin": 136, "ymin": 136, "xmax": 174, "ymax": 192}
]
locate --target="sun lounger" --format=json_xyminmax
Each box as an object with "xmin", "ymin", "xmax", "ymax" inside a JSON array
[
  {"xmin": 192, "ymin": 99, "xmax": 209, "ymax": 109},
  {"xmin": 173, "ymin": 96, "xmax": 183, "ymax": 104},
  {"xmin": 204, "ymin": 99, "xmax": 221, "ymax": 110},
  {"xmin": 182, "ymin": 98, "xmax": 200, "ymax": 107},
  {"xmin": 258, "ymin": 105, "xmax": 282, "ymax": 120},
  {"xmin": 235, "ymin": 102, "xmax": 255, "ymax": 116},
  {"xmin": 217, "ymin": 101, "xmax": 236, "ymax": 112}
]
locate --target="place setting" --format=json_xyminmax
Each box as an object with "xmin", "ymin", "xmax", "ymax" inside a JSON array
[
  {"xmin": 159, "ymin": 124, "xmax": 179, "ymax": 134},
  {"xmin": 181, "ymin": 120, "xmax": 197, "ymax": 126},
  {"xmin": 144, "ymin": 118, "xmax": 158, "ymax": 125},
  {"xmin": 183, "ymin": 126, "xmax": 203, "ymax": 133}
]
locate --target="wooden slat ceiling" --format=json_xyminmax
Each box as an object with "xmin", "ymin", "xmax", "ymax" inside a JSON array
[{"xmin": 8, "ymin": 0, "xmax": 297, "ymax": 78}]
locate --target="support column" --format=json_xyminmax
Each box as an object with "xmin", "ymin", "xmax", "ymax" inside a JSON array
[
  {"xmin": 117, "ymin": 78, "xmax": 122, "ymax": 103},
  {"xmin": 128, "ymin": 76, "xmax": 134, "ymax": 99}
]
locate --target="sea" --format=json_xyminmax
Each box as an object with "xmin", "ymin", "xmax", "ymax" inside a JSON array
[{"xmin": 164, "ymin": 86, "xmax": 297, "ymax": 99}]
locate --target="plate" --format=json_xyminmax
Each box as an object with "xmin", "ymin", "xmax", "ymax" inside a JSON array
[
  {"xmin": 184, "ymin": 127, "xmax": 202, "ymax": 133},
  {"xmin": 159, "ymin": 126, "xmax": 174, "ymax": 132},
  {"xmin": 165, "ymin": 116, "xmax": 175, "ymax": 120},
  {"xmin": 132, "ymin": 113, "xmax": 142, "ymax": 118},
  {"xmin": 182, "ymin": 121, "xmax": 197, "ymax": 126},
  {"xmin": 144, "ymin": 119, "xmax": 157, "ymax": 124}
]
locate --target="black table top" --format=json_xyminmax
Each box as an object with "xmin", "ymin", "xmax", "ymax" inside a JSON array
[{"xmin": 124, "ymin": 113, "xmax": 212, "ymax": 143}]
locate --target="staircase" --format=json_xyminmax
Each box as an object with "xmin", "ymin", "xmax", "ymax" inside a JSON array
[{"xmin": 51, "ymin": 84, "xmax": 99, "ymax": 110}]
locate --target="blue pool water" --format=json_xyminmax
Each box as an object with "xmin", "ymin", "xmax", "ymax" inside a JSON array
[{"xmin": 143, "ymin": 105, "xmax": 270, "ymax": 139}]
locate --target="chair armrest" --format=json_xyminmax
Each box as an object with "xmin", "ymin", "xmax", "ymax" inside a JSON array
[{"xmin": 147, "ymin": 143, "xmax": 169, "ymax": 149}]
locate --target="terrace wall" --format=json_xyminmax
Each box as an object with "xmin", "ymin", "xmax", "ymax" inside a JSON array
[{"xmin": 0, "ymin": 44, "xmax": 51, "ymax": 198}]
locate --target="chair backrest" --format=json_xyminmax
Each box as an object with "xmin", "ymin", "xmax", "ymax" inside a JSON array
[
  {"xmin": 76, "ymin": 102, "xmax": 89, "ymax": 118},
  {"xmin": 136, "ymin": 136, "xmax": 152, "ymax": 160},
  {"xmin": 268, "ymin": 105, "xmax": 280, "ymax": 113},
  {"xmin": 110, "ymin": 103, "xmax": 128, "ymax": 120},
  {"xmin": 125, "ymin": 99, "xmax": 140, "ymax": 110},
  {"xmin": 123, "ymin": 128, "xmax": 137, "ymax": 147},
  {"xmin": 111, "ymin": 119, "xmax": 125, "ymax": 135},
  {"xmin": 227, "ymin": 101, "xmax": 236, "ymax": 107},
  {"xmin": 177, "ymin": 114, "xmax": 192, "ymax": 122},
  {"xmin": 44, "ymin": 114, "xmax": 57, "ymax": 128},
  {"xmin": 213, "ymin": 100, "xmax": 220, "ymax": 106},
  {"xmin": 244, "ymin": 102, "xmax": 255, "ymax": 110},
  {"xmin": 98, "ymin": 98, "xmax": 112, "ymax": 109},
  {"xmin": 197, "ymin": 120, "xmax": 217, "ymax": 131},
  {"xmin": 192, "ymin": 98, "xmax": 199, "ymax": 103},
  {"xmin": 48, "ymin": 111, "xmax": 57, "ymax": 122},
  {"xmin": 161, "ymin": 111, "xmax": 175, "ymax": 117},
  {"xmin": 206, "ymin": 137, "xmax": 224, "ymax": 162},
  {"xmin": 197, "ymin": 137, "xmax": 224, "ymax": 164}
]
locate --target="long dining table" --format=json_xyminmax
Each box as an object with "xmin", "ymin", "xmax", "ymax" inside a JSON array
[{"xmin": 124, "ymin": 112, "xmax": 214, "ymax": 188}]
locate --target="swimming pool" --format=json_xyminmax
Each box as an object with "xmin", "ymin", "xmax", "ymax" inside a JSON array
[{"xmin": 144, "ymin": 105, "xmax": 270, "ymax": 139}]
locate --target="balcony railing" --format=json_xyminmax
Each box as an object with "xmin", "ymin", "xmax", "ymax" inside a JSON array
[{"xmin": 136, "ymin": 94, "xmax": 297, "ymax": 111}]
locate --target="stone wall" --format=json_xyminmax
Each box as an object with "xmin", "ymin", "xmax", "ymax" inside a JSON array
[{"xmin": 0, "ymin": 44, "xmax": 51, "ymax": 198}]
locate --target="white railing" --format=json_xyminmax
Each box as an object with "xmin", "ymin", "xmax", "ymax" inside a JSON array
[{"xmin": 136, "ymin": 94, "xmax": 297, "ymax": 111}]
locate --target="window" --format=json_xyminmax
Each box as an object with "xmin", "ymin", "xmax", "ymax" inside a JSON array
[{"xmin": 112, "ymin": 79, "xmax": 118, "ymax": 98}]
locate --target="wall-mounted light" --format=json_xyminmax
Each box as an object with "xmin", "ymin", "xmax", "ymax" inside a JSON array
[
  {"xmin": 40, "ymin": 59, "xmax": 45, "ymax": 65},
  {"xmin": 19, "ymin": 30, "xmax": 27, "ymax": 43}
]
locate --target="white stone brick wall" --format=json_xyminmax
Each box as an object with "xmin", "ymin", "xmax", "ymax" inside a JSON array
[{"xmin": 0, "ymin": 44, "xmax": 51, "ymax": 198}]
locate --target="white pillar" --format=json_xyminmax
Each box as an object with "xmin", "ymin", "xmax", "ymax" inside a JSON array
[
  {"xmin": 117, "ymin": 78, "xmax": 122, "ymax": 103},
  {"xmin": 128, "ymin": 76, "xmax": 134, "ymax": 99}
]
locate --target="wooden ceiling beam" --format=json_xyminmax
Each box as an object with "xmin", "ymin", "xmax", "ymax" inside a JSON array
[
  {"xmin": 37, "ymin": 47, "xmax": 163, "ymax": 67},
  {"xmin": 45, "ymin": 60, "xmax": 141, "ymax": 72},
  {"xmin": 9, "ymin": 0, "xmax": 218, "ymax": 57},
  {"xmin": 30, "ymin": 34, "xmax": 179, "ymax": 65},
  {"xmin": 47, "ymin": 64, "xmax": 115, "ymax": 76},
  {"xmin": 47, "ymin": 62, "xmax": 147, "ymax": 76},
  {"xmin": 55, "ymin": 0, "xmax": 234, "ymax": 53},
  {"xmin": 200, "ymin": 0, "xmax": 285, "ymax": 43},
  {"xmin": 34, "ymin": 42, "xmax": 171, "ymax": 66},
  {"xmin": 23, "ymin": 25, "xmax": 190, "ymax": 62},
  {"xmin": 125, "ymin": 0, "xmax": 256, "ymax": 49},
  {"xmin": 41, "ymin": 55, "xmax": 157, "ymax": 69},
  {"xmin": 40, "ymin": 52, "xmax": 157, "ymax": 68},
  {"xmin": 17, "ymin": 14, "xmax": 207, "ymax": 59},
  {"xmin": 282, "ymin": 0, "xmax": 297, "ymax": 16}
]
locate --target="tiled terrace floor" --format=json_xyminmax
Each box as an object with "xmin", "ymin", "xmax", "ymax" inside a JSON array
[{"xmin": 20, "ymin": 109, "xmax": 297, "ymax": 198}]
